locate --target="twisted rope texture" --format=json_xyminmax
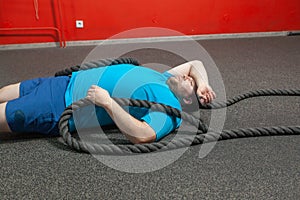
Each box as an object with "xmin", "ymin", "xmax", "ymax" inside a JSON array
[
  {"xmin": 54, "ymin": 57, "xmax": 140, "ymax": 77},
  {"xmin": 56, "ymin": 58, "xmax": 300, "ymax": 154},
  {"xmin": 58, "ymin": 90, "xmax": 300, "ymax": 155}
]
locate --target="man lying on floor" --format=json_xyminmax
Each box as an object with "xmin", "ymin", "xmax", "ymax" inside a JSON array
[{"xmin": 0, "ymin": 60, "xmax": 216, "ymax": 144}]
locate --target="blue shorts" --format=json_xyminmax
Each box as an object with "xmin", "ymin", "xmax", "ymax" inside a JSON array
[{"xmin": 5, "ymin": 76, "xmax": 70, "ymax": 135}]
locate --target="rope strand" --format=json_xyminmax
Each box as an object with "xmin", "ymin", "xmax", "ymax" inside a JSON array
[
  {"xmin": 58, "ymin": 90, "xmax": 300, "ymax": 155},
  {"xmin": 56, "ymin": 58, "xmax": 300, "ymax": 154}
]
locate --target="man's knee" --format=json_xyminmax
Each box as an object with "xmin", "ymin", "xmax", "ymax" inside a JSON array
[
  {"xmin": 0, "ymin": 102, "xmax": 12, "ymax": 132},
  {"xmin": 0, "ymin": 83, "xmax": 20, "ymax": 103}
]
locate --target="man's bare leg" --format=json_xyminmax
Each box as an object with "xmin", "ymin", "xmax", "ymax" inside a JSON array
[
  {"xmin": 0, "ymin": 102, "xmax": 12, "ymax": 132},
  {"xmin": 0, "ymin": 83, "xmax": 20, "ymax": 103}
]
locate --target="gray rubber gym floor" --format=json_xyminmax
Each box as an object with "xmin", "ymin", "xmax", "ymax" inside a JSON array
[{"xmin": 0, "ymin": 36, "xmax": 299, "ymax": 199}]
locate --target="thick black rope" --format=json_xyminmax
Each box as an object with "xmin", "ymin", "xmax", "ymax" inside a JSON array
[
  {"xmin": 56, "ymin": 58, "xmax": 300, "ymax": 154},
  {"xmin": 58, "ymin": 89, "xmax": 300, "ymax": 155},
  {"xmin": 54, "ymin": 57, "xmax": 140, "ymax": 77},
  {"xmin": 200, "ymin": 89, "xmax": 300, "ymax": 109}
]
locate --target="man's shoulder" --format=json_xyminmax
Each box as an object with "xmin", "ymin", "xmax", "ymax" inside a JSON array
[{"xmin": 138, "ymin": 83, "xmax": 181, "ymax": 109}]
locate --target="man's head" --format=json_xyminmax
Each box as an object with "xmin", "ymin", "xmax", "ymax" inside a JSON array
[{"xmin": 167, "ymin": 74, "xmax": 199, "ymax": 111}]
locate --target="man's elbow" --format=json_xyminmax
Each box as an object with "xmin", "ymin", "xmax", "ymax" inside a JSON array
[
  {"xmin": 130, "ymin": 133, "xmax": 156, "ymax": 144},
  {"xmin": 190, "ymin": 60, "xmax": 204, "ymax": 66}
]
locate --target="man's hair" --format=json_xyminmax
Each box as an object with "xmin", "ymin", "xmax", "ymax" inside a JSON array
[
  {"xmin": 181, "ymin": 93, "xmax": 200, "ymax": 112},
  {"xmin": 167, "ymin": 78, "xmax": 200, "ymax": 112}
]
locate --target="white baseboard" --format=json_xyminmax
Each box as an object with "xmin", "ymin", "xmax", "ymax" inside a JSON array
[{"xmin": 0, "ymin": 31, "xmax": 289, "ymax": 50}]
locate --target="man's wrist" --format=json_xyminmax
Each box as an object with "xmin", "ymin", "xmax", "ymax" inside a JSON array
[{"xmin": 101, "ymin": 97, "xmax": 113, "ymax": 110}]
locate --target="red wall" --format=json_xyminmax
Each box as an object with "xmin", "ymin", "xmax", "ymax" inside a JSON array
[{"xmin": 1, "ymin": 0, "xmax": 300, "ymax": 45}]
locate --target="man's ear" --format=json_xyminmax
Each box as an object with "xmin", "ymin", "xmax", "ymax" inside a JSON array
[{"xmin": 183, "ymin": 97, "xmax": 193, "ymax": 105}]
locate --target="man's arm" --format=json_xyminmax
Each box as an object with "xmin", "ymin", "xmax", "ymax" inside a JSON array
[
  {"xmin": 167, "ymin": 60, "xmax": 216, "ymax": 104},
  {"xmin": 86, "ymin": 85, "xmax": 156, "ymax": 144},
  {"xmin": 167, "ymin": 60, "xmax": 209, "ymax": 84}
]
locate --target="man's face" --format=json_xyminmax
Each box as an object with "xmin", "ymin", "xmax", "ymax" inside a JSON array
[{"xmin": 169, "ymin": 74, "xmax": 196, "ymax": 100}]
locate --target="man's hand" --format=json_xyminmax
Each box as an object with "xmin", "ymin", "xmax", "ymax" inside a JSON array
[
  {"xmin": 196, "ymin": 83, "xmax": 216, "ymax": 105},
  {"xmin": 86, "ymin": 85, "xmax": 112, "ymax": 108},
  {"xmin": 166, "ymin": 60, "xmax": 217, "ymax": 105},
  {"xmin": 85, "ymin": 85, "xmax": 156, "ymax": 144}
]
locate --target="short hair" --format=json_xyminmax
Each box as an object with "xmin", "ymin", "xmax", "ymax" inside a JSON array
[
  {"xmin": 167, "ymin": 78, "xmax": 200, "ymax": 112},
  {"xmin": 180, "ymin": 92, "xmax": 200, "ymax": 112}
]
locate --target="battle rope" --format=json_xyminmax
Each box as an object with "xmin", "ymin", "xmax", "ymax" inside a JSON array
[
  {"xmin": 56, "ymin": 58, "xmax": 300, "ymax": 154},
  {"xmin": 54, "ymin": 57, "xmax": 140, "ymax": 77},
  {"xmin": 199, "ymin": 89, "xmax": 300, "ymax": 109},
  {"xmin": 58, "ymin": 91, "xmax": 300, "ymax": 155}
]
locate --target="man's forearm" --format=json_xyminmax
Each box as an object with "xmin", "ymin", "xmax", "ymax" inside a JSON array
[
  {"xmin": 86, "ymin": 85, "xmax": 156, "ymax": 144},
  {"xmin": 102, "ymin": 99, "xmax": 156, "ymax": 144},
  {"xmin": 189, "ymin": 61, "xmax": 209, "ymax": 86},
  {"xmin": 167, "ymin": 60, "xmax": 209, "ymax": 86}
]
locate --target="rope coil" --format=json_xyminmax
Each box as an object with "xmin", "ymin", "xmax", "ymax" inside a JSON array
[
  {"xmin": 54, "ymin": 57, "xmax": 140, "ymax": 77},
  {"xmin": 58, "ymin": 95, "xmax": 300, "ymax": 155},
  {"xmin": 56, "ymin": 58, "xmax": 300, "ymax": 154},
  {"xmin": 200, "ymin": 89, "xmax": 300, "ymax": 109}
]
